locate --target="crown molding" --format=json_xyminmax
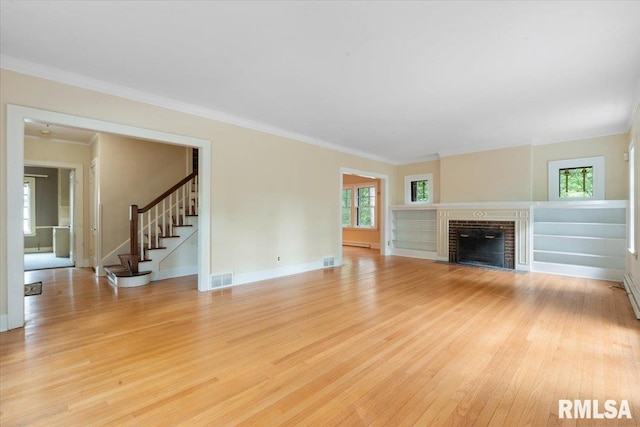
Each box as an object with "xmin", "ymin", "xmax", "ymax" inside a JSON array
[
  {"xmin": 627, "ymin": 75, "xmax": 640, "ymax": 132},
  {"xmin": 1, "ymin": 55, "xmax": 395, "ymax": 165},
  {"xmin": 530, "ymin": 127, "xmax": 630, "ymax": 146}
]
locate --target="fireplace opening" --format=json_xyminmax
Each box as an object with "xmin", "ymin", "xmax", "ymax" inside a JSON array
[{"xmin": 457, "ymin": 228, "xmax": 505, "ymax": 268}]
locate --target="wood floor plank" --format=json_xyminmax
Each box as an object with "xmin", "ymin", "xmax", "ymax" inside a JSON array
[{"xmin": 1, "ymin": 248, "xmax": 639, "ymax": 426}]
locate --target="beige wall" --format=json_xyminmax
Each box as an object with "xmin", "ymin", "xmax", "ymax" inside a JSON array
[
  {"xmin": 342, "ymin": 175, "xmax": 381, "ymax": 247},
  {"xmin": 95, "ymin": 133, "xmax": 188, "ymax": 258},
  {"xmin": 532, "ymin": 133, "xmax": 629, "ymax": 201},
  {"xmin": 0, "ymin": 69, "xmax": 396, "ymax": 318},
  {"xmin": 440, "ymin": 145, "xmax": 533, "ymax": 202},
  {"xmin": 24, "ymin": 136, "xmax": 91, "ymax": 263}
]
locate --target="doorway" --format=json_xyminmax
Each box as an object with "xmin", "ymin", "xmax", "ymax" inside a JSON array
[
  {"xmin": 5, "ymin": 105, "xmax": 212, "ymax": 331},
  {"xmin": 23, "ymin": 164, "xmax": 78, "ymax": 270},
  {"xmin": 339, "ymin": 167, "xmax": 390, "ymax": 264}
]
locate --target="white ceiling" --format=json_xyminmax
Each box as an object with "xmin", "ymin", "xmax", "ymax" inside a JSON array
[
  {"xmin": 2, "ymin": 1, "xmax": 640, "ymax": 164},
  {"xmin": 24, "ymin": 120, "xmax": 96, "ymax": 145}
]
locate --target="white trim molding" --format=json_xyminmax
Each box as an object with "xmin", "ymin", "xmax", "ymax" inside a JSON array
[
  {"xmin": 623, "ymin": 274, "xmax": 640, "ymax": 320},
  {"xmin": 0, "ymin": 314, "xmax": 7, "ymax": 332},
  {"xmin": 217, "ymin": 256, "xmax": 343, "ymax": 289}
]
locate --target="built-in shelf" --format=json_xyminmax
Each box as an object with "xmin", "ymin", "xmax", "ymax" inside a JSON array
[
  {"xmin": 531, "ymin": 203, "xmax": 627, "ymax": 281},
  {"xmin": 390, "ymin": 206, "xmax": 438, "ymax": 259}
]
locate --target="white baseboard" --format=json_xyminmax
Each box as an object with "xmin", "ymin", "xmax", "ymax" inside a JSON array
[
  {"xmin": 24, "ymin": 246, "xmax": 53, "ymax": 253},
  {"xmin": 623, "ymin": 274, "xmax": 640, "ymax": 320},
  {"xmin": 390, "ymin": 248, "xmax": 439, "ymax": 260},
  {"xmin": 155, "ymin": 265, "xmax": 198, "ymax": 281},
  {"xmin": 532, "ymin": 261, "xmax": 624, "ymax": 282},
  {"xmin": 216, "ymin": 256, "xmax": 343, "ymax": 290},
  {"xmin": 0, "ymin": 314, "xmax": 7, "ymax": 332},
  {"xmin": 343, "ymin": 241, "xmax": 381, "ymax": 250}
]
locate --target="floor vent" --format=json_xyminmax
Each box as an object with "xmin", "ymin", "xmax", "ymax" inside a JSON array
[
  {"xmin": 210, "ymin": 273, "xmax": 233, "ymax": 289},
  {"xmin": 323, "ymin": 256, "xmax": 335, "ymax": 268}
]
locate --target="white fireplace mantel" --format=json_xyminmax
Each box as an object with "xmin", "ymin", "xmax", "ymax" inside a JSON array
[{"xmin": 436, "ymin": 204, "xmax": 531, "ymax": 271}]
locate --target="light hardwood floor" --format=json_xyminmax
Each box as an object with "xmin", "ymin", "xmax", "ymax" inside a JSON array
[{"xmin": 1, "ymin": 248, "xmax": 639, "ymax": 426}]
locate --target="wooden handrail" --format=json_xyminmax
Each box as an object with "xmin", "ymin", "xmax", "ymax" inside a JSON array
[
  {"xmin": 139, "ymin": 171, "xmax": 197, "ymax": 213},
  {"xmin": 128, "ymin": 171, "xmax": 198, "ymax": 272}
]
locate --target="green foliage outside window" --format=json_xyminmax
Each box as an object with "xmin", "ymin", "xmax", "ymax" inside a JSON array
[
  {"xmin": 411, "ymin": 180, "xmax": 429, "ymax": 202},
  {"xmin": 357, "ymin": 187, "xmax": 375, "ymax": 227},
  {"xmin": 341, "ymin": 188, "xmax": 352, "ymax": 226},
  {"xmin": 559, "ymin": 166, "xmax": 593, "ymax": 198},
  {"xmin": 342, "ymin": 185, "xmax": 376, "ymax": 228}
]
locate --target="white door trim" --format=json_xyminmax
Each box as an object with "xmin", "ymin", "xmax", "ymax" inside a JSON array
[
  {"xmin": 339, "ymin": 167, "xmax": 390, "ymax": 259},
  {"xmin": 5, "ymin": 104, "xmax": 212, "ymax": 330}
]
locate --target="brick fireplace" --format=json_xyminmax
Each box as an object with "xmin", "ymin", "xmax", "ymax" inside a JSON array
[{"xmin": 448, "ymin": 220, "xmax": 515, "ymax": 269}]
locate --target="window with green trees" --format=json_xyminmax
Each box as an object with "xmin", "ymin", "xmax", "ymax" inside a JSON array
[
  {"xmin": 411, "ymin": 180, "xmax": 429, "ymax": 202},
  {"xmin": 341, "ymin": 188, "xmax": 352, "ymax": 227},
  {"xmin": 548, "ymin": 157, "xmax": 604, "ymax": 201},
  {"xmin": 342, "ymin": 185, "xmax": 376, "ymax": 228},
  {"xmin": 559, "ymin": 166, "xmax": 593, "ymax": 198},
  {"xmin": 356, "ymin": 187, "xmax": 375, "ymax": 227},
  {"xmin": 404, "ymin": 173, "xmax": 433, "ymax": 204}
]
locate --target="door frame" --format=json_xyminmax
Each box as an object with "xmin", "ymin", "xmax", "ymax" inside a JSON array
[
  {"xmin": 5, "ymin": 105, "xmax": 212, "ymax": 331},
  {"xmin": 338, "ymin": 167, "xmax": 390, "ymax": 260},
  {"xmin": 24, "ymin": 160, "xmax": 84, "ymax": 267},
  {"xmin": 89, "ymin": 158, "xmax": 102, "ymax": 274}
]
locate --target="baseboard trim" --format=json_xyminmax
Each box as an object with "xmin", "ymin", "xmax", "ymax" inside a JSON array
[
  {"xmin": 0, "ymin": 314, "xmax": 7, "ymax": 332},
  {"xmin": 343, "ymin": 241, "xmax": 380, "ymax": 249},
  {"xmin": 216, "ymin": 256, "xmax": 343, "ymax": 290},
  {"xmin": 531, "ymin": 261, "xmax": 624, "ymax": 282},
  {"xmin": 623, "ymin": 274, "xmax": 640, "ymax": 320},
  {"xmin": 155, "ymin": 265, "xmax": 198, "ymax": 281},
  {"xmin": 24, "ymin": 247, "xmax": 53, "ymax": 254}
]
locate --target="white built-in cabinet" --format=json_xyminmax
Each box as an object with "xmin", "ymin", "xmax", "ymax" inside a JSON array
[
  {"xmin": 532, "ymin": 201, "xmax": 627, "ymax": 281},
  {"xmin": 390, "ymin": 206, "xmax": 438, "ymax": 259}
]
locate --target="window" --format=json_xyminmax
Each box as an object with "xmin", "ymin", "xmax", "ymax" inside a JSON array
[
  {"xmin": 405, "ymin": 173, "xmax": 433, "ymax": 204},
  {"xmin": 341, "ymin": 188, "xmax": 352, "ymax": 227},
  {"xmin": 630, "ymin": 144, "xmax": 635, "ymax": 254},
  {"xmin": 548, "ymin": 157, "xmax": 604, "ymax": 201},
  {"xmin": 356, "ymin": 186, "xmax": 375, "ymax": 227},
  {"xmin": 342, "ymin": 184, "xmax": 376, "ymax": 228},
  {"xmin": 23, "ymin": 176, "xmax": 36, "ymax": 236},
  {"xmin": 559, "ymin": 166, "xmax": 593, "ymax": 198}
]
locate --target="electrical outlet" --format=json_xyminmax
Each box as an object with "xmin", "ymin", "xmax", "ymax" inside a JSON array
[{"xmin": 277, "ymin": 256, "xmax": 281, "ymax": 261}]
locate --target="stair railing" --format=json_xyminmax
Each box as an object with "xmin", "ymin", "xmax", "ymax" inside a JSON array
[{"xmin": 129, "ymin": 172, "xmax": 198, "ymax": 272}]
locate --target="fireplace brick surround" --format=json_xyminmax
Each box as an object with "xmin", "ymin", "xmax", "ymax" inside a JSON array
[{"xmin": 448, "ymin": 220, "xmax": 515, "ymax": 269}]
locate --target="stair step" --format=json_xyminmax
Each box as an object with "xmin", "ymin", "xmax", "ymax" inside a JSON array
[
  {"xmin": 145, "ymin": 247, "xmax": 167, "ymax": 251},
  {"xmin": 104, "ymin": 265, "xmax": 152, "ymax": 278}
]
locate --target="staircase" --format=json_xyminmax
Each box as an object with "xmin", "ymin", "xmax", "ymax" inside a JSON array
[{"xmin": 105, "ymin": 172, "xmax": 198, "ymax": 288}]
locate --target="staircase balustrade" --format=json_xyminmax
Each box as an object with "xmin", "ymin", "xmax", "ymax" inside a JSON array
[{"xmin": 129, "ymin": 172, "xmax": 198, "ymax": 273}]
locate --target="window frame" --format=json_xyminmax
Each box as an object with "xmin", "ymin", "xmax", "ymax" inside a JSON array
[
  {"xmin": 342, "ymin": 182, "xmax": 378, "ymax": 229},
  {"xmin": 23, "ymin": 176, "xmax": 36, "ymax": 236},
  {"xmin": 341, "ymin": 187, "xmax": 352, "ymax": 228},
  {"xmin": 629, "ymin": 143, "xmax": 636, "ymax": 255},
  {"xmin": 548, "ymin": 156, "xmax": 605, "ymax": 201},
  {"xmin": 404, "ymin": 173, "xmax": 434, "ymax": 205}
]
